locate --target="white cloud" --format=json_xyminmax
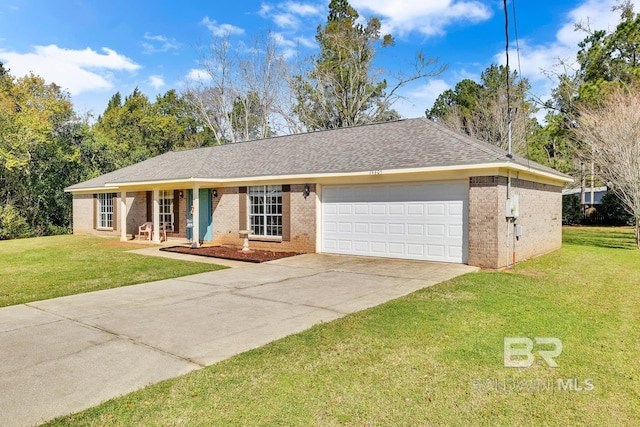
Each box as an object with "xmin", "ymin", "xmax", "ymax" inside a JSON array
[
  {"xmin": 259, "ymin": 1, "xmax": 322, "ymax": 29},
  {"xmin": 259, "ymin": 3, "xmax": 273, "ymax": 17},
  {"xmin": 148, "ymin": 75, "xmax": 165, "ymax": 91},
  {"xmin": 270, "ymin": 31, "xmax": 314, "ymax": 59},
  {"xmin": 142, "ymin": 33, "xmax": 180, "ymax": 54},
  {"xmin": 273, "ymin": 13, "xmax": 298, "ymax": 28},
  {"xmin": 201, "ymin": 17, "xmax": 245, "ymax": 37},
  {"xmin": 0, "ymin": 44, "xmax": 140, "ymax": 95},
  {"xmin": 285, "ymin": 2, "xmax": 322, "ymax": 16},
  {"xmin": 394, "ymin": 79, "xmax": 451, "ymax": 118},
  {"xmin": 185, "ymin": 68, "xmax": 212, "ymax": 82},
  {"xmin": 350, "ymin": 0, "xmax": 492, "ymax": 37}
]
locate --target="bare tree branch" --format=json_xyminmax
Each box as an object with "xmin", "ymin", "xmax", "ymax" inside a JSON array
[{"xmin": 574, "ymin": 85, "xmax": 640, "ymax": 247}]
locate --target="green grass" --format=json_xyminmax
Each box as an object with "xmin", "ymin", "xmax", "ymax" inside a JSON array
[
  {"xmin": 47, "ymin": 227, "xmax": 640, "ymax": 426},
  {"xmin": 0, "ymin": 235, "xmax": 225, "ymax": 307}
]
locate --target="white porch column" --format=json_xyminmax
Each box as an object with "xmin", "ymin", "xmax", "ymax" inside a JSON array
[
  {"xmin": 191, "ymin": 183, "xmax": 200, "ymax": 248},
  {"xmin": 152, "ymin": 189, "xmax": 161, "ymax": 243},
  {"xmin": 119, "ymin": 191, "xmax": 127, "ymax": 242}
]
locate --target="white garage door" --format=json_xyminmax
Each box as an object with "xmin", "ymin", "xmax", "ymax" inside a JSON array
[{"xmin": 321, "ymin": 182, "xmax": 468, "ymax": 263}]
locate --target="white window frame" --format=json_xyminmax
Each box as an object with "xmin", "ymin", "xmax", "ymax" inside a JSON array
[
  {"xmin": 248, "ymin": 185, "xmax": 282, "ymax": 237},
  {"xmin": 97, "ymin": 193, "xmax": 115, "ymax": 229},
  {"xmin": 159, "ymin": 190, "xmax": 174, "ymax": 230}
]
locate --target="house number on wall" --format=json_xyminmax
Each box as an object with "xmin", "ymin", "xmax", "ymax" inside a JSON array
[{"xmin": 369, "ymin": 170, "xmax": 382, "ymax": 175}]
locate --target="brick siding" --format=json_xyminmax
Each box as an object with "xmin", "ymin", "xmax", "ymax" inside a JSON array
[
  {"xmin": 212, "ymin": 184, "xmax": 316, "ymax": 253},
  {"xmin": 468, "ymin": 176, "xmax": 562, "ymax": 269}
]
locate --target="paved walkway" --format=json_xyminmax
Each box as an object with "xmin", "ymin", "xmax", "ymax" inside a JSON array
[{"xmin": 0, "ymin": 253, "xmax": 477, "ymax": 426}]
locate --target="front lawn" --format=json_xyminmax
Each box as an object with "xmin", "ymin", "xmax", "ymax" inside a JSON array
[
  {"xmin": 0, "ymin": 235, "xmax": 225, "ymax": 307},
  {"xmin": 48, "ymin": 227, "xmax": 640, "ymax": 426}
]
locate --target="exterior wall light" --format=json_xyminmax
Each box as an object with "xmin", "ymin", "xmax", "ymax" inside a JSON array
[{"xmin": 304, "ymin": 184, "xmax": 310, "ymax": 198}]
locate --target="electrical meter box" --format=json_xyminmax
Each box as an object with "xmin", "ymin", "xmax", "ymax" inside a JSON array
[{"xmin": 505, "ymin": 195, "xmax": 519, "ymax": 218}]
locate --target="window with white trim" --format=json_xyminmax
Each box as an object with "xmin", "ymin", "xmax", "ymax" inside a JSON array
[
  {"xmin": 97, "ymin": 193, "xmax": 115, "ymax": 229},
  {"xmin": 248, "ymin": 185, "xmax": 282, "ymax": 237},
  {"xmin": 160, "ymin": 190, "xmax": 174, "ymax": 229}
]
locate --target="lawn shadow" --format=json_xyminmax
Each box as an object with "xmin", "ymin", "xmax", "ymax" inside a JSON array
[{"xmin": 563, "ymin": 226, "xmax": 637, "ymax": 250}]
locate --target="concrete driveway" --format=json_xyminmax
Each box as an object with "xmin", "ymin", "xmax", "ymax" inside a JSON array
[{"xmin": 0, "ymin": 253, "xmax": 477, "ymax": 426}]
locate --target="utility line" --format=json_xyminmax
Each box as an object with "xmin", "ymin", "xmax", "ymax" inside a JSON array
[{"xmin": 503, "ymin": 0, "xmax": 512, "ymax": 158}]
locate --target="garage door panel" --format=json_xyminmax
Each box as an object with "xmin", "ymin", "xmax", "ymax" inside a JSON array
[
  {"xmin": 428, "ymin": 245, "xmax": 446, "ymax": 257},
  {"xmin": 339, "ymin": 222, "xmax": 353, "ymax": 233},
  {"xmin": 448, "ymin": 202, "xmax": 463, "ymax": 216},
  {"xmin": 407, "ymin": 244, "xmax": 425, "ymax": 256},
  {"xmin": 371, "ymin": 204, "xmax": 386, "ymax": 215},
  {"xmin": 388, "ymin": 242, "xmax": 404, "ymax": 254},
  {"xmin": 389, "ymin": 204, "xmax": 404, "ymax": 215},
  {"xmin": 427, "ymin": 204, "xmax": 446, "ymax": 216},
  {"xmin": 388, "ymin": 223, "xmax": 405, "ymax": 235},
  {"xmin": 322, "ymin": 182, "xmax": 468, "ymax": 263},
  {"xmin": 371, "ymin": 223, "xmax": 386, "ymax": 234},
  {"xmin": 338, "ymin": 204, "xmax": 352, "ymax": 215},
  {"xmin": 354, "ymin": 204, "xmax": 369, "ymax": 215},
  {"xmin": 354, "ymin": 222, "xmax": 369, "ymax": 233},
  {"xmin": 428, "ymin": 224, "xmax": 446, "ymax": 237},
  {"xmin": 338, "ymin": 240, "xmax": 353, "ymax": 250},
  {"xmin": 324, "ymin": 221, "xmax": 338, "ymax": 233},
  {"xmin": 449, "ymin": 224, "xmax": 463, "ymax": 237},
  {"xmin": 323, "ymin": 204, "xmax": 338, "ymax": 215},
  {"xmin": 407, "ymin": 204, "xmax": 425, "ymax": 215},
  {"xmin": 449, "ymin": 246, "xmax": 463, "ymax": 258},
  {"xmin": 370, "ymin": 241, "xmax": 387, "ymax": 253},
  {"xmin": 323, "ymin": 239, "xmax": 337, "ymax": 250},
  {"xmin": 354, "ymin": 240, "xmax": 369, "ymax": 252},
  {"xmin": 407, "ymin": 224, "xmax": 425, "ymax": 236}
]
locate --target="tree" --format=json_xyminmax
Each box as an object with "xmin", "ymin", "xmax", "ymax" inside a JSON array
[
  {"xmin": 185, "ymin": 33, "xmax": 289, "ymax": 143},
  {"xmin": 576, "ymin": 1, "xmax": 640, "ymax": 103},
  {"xmin": 427, "ymin": 79, "xmax": 481, "ymax": 135},
  {"xmin": 92, "ymin": 88, "xmax": 210, "ymax": 172},
  {"xmin": 295, "ymin": 0, "xmax": 444, "ymax": 130},
  {"xmin": 426, "ymin": 64, "xmax": 536, "ymax": 155},
  {"xmin": 0, "ymin": 72, "xmax": 84, "ymax": 235},
  {"xmin": 574, "ymin": 85, "xmax": 640, "ymax": 247}
]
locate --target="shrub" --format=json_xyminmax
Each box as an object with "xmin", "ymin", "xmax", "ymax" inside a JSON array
[
  {"xmin": 600, "ymin": 191, "xmax": 634, "ymax": 226},
  {"xmin": 0, "ymin": 205, "xmax": 34, "ymax": 240},
  {"xmin": 562, "ymin": 194, "xmax": 583, "ymax": 225}
]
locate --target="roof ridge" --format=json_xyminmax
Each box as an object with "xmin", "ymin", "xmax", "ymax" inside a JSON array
[{"xmin": 222, "ymin": 117, "xmax": 413, "ymax": 146}]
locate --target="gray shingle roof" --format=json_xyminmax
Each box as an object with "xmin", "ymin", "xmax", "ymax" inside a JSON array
[{"xmin": 66, "ymin": 118, "xmax": 570, "ymax": 191}]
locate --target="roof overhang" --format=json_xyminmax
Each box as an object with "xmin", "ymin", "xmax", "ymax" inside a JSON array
[{"xmin": 65, "ymin": 161, "xmax": 572, "ymax": 194}]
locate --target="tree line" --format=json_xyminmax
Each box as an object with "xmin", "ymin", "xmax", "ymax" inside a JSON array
[{"xmin": 2, "ymin": 0, "xmax": 640, "ymax": 245}]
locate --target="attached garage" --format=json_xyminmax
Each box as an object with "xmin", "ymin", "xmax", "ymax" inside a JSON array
[{"xmin": 321, "ymin": 181, "xmax": 468, "ymax": 263}]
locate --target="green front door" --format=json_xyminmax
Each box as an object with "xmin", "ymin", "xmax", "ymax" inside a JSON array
[{"xmin": 187, "ymin": 189, "xmax": 213, "ymax": 242}]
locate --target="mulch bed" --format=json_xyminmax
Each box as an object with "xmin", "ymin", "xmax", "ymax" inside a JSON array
[{"xmin": 160, "ymin": 245, "xmax": 300, "ymax": 263}]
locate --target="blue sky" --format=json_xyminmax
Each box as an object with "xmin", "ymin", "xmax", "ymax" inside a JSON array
[{"xmin": 0, "ymin": 0, "xmax": 635, "ymax": 120}]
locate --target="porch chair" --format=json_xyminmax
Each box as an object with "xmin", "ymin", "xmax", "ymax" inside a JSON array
[
  {"xmin": 137, "ymin": 221, "xmax": 153, "ymax": 240},
  {"xmin": 159, "ymin": 222, "xmax": 173, "ymax": 242}
]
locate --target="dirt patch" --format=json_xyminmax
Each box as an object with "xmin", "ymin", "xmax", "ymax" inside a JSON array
[{"xmin": 160, "ymin": 245, "xmax": 300, "ymax": 263}]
